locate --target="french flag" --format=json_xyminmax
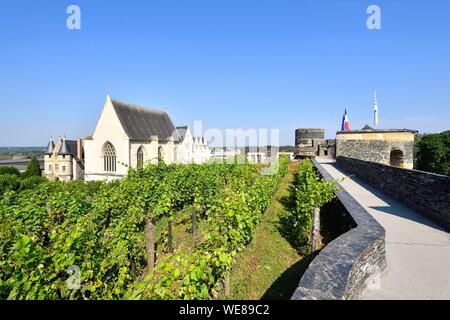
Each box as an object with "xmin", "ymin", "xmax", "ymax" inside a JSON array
[{"xmin": 341, "ymin": 109, "xmax": 350, "ymax": 131}]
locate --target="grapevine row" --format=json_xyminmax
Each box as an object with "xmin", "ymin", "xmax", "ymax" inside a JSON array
[{"xmin": 0, "ymin": 157, "xmax": 289, "ymax": 300}]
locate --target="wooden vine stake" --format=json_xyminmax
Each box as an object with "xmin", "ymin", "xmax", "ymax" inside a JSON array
[
  {"xmin": 145, "ymin": 219, "xmax": 155, "ymax": 273},
  {"xmin": 224, "ymin": 274, "xmax": 231, "ymax": 297},
  {"xmin": 191, "ymin": 207, "xmax": 198, "ymax": 239},
  {"xmin": 223, "ymin": 178, "xmax": 227, "ymax": 202},
  {"xmin": 168, "ymin": 219, "xmax": 173, "ymax": 253},
  {"xmin": 311, "ymin": 208, "xmax": 321, "ymax": 252},
  {"xmin": 46, "ymin": 205, "xmax": 53, "ymax": 234}
]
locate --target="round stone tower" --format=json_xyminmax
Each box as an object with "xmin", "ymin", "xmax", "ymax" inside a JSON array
[
  {"xmin": 295, "ymin": 128, "xmax": 325, "ymax": 157},
  {"xmin": 295, "ymin": 128, "xmax": 325, "ymax": 147}
]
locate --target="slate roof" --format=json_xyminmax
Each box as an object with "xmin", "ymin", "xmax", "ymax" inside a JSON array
[
  {"xmin": 176, "ymin": 126, "xmax": 189, "ymax": 140},
  {"xmin": 57, "ymin": 139, "xmax": 80, "ymax": 158},
  {"xmin": 59, "ymin": 139, "xmax": 70, "ymax": 155},
  {"xmin": 362, "ymin": 124, "xmax": 374, "ymax": 131},
  {"xmin": 111, "ymin": 99, "xmax": 181, "ymax": 141},
  {"xmin": 45, "ymin": 140, "xmax": 55, "ymax": 155}
]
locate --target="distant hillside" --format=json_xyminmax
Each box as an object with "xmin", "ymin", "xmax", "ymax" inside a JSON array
[
  {"xmin": 279, "ymin": 146, "xmax": 297, "ymax": 153},
  {"xmin": 0, "ymin": 147, "xmax": 45, "ymax": 160}
]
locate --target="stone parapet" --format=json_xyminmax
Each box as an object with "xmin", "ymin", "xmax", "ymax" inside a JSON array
[
  {"xmin": 291, "ymin": 159, "xmax": 386, "ymax": 300},
  {"xmin": 336, "ymin": 156, "xmax": 450, "ymax": 231}
]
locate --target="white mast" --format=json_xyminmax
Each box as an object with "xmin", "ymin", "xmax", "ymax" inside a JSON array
[{"xmin": 374, "ymin": 91, "xmax": 379, "ymax": 127}]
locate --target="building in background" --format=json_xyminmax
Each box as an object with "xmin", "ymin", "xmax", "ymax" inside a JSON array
[
  {"xmin": 44, "ymin": 137, "xmax": 84, "ymax": 181},
  {"xmin": 318, "ymin": 139, "xmax": 336, "ymax": 157},
  {"xmin": 84, "ymin": 96, "xmax": 210, "ymax": 181},
  {"xmin": 247, "ymin": 151, "xmax": 267, "ymax": 164},
  {"xmin": 211, "ymin": 147, "xmax": 241, "ymax": 161},
  {"xmin": 176, "ymin": 126, "xmax": 211, "ymax": 164},
  {"xmin": 336, "ymin": 125, "xmax": 417, "ymax": 169},
  {"xmin": 278, "ymin": 152, "xmax": 295, "ymax": 161},
  {"xmin": 295, "ymin": 128, "xmax": 336, "ymax": 158},
  {"xmin": 192, "ymin": 136, "xmax": 211, "ymax": 164},
  {"xmin": 176, "ymin": 126, "xmax": 194, "ymax": 164}
]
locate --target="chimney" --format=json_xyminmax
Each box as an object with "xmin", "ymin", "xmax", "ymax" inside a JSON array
[{"xmin": 77, "ymin": 139, "xmax": 83, "ymax": 160}]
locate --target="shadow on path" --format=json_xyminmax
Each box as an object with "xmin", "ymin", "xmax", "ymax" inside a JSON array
[
  {"xmin": 325, "ymin": 162, "xmax": 444, "ymax": 232},
  {"xmin": 369, "ymin": 205, "xmax": 445, "ymax": 231}
]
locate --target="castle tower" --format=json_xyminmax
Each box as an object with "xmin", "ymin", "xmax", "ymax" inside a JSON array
[
  {"xmin": 45, "ymin": 138, "xmax": 55, "ymax": 155},
  {"xmin": 57, "ymin": 137, "xmax": 74, "ymax": 181}
]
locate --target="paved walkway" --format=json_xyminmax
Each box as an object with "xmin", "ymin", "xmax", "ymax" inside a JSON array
[{"xmin": 316, "ymin": 157, "xmax": 450, "ymax": 300}]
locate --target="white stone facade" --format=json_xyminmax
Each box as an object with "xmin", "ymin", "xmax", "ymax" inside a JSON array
[
  {"xmin": 84, "ymin": 96, "xmax": 210, "ymax": 181},
  {"xmin": 247, "ymin": 152, "xmax": 267, "ymax": 164},
  {"xmin": 192, "ymin": 136, "xmax": 211, "ymax": 164},
  {"xmin": 44, "ymin": 138, "xmax": 84, "ymax": 181},
  {"xmin": 210, "ymin": 148, "xmax": 241, "ymax": 161}
]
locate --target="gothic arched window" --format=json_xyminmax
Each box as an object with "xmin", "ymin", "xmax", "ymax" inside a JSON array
[
  {"xmin": 104, "ymin": 143, "xmax": 117, "ymax": 172},
  {"xmin": 137, "ymin": 146, "xmax": 144, "ymax": 168}
]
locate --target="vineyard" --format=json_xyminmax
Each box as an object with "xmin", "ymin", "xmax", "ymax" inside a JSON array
[
  {"xmin": 281, "ymin": 160, "xmax": 338, "ymax": 252},
  {"xmin": 0, "ymin": 157, "xmax": 289, "ymax": 300}
]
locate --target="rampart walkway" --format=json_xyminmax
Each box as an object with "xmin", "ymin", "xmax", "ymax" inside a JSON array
[{"xmin": 316, "ymin": 157, "xmax": 450, "ymax": 300}]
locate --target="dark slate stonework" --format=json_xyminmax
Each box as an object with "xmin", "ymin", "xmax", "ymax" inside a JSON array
[
  {"xmin": 291, "ymin": 159, "xmax": 386, "ymax": 300},
  {"xmin": 336, "ymin": 139, "xmax": 414, "ymax": 167},
  {"xmin": 336, "ymin": 156, "xmax": 450, "ymax": 232},
  {"xmin": 295, "ymin": 129, "xmax": 325, "ymax": 146},
  {"xmin": 295, "ymin": 129, "xmax": 336, "ymax": 158}
]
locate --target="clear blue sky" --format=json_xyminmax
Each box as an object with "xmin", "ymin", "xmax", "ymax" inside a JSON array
[{"xmin": 1, "ymin": 0, "xmax": 449, "ymax": 146}]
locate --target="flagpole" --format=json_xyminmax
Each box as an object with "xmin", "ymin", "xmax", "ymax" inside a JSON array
[{"xmin": 374, "ymin": 91, "xmax": 379, "ymax": 127}]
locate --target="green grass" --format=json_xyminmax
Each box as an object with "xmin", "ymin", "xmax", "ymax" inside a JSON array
[
  {"xmin": 153, "ymin": 162, "xmax": 314, "ymax": 300},
  {"xmin": 154, "ymin": 206, "xmax": 198, "ymax": 260},
  {"xmin": 227, "ymin": 162, "xmax": 314, "ymax": 300}
]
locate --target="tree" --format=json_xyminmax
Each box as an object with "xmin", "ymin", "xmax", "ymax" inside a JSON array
[
  {"xmin": 22, "ymin": 156, "xmax": 41, "ymax": 178},
  {"xmin": 416, "ymin": 131, "xmax": 450, "ymax": 176},
  {"xmin": 0, "ymin": 174, "xmax": 20, "ymax": 193},
  {"xmin": 0, "ymin": 166, "xmax": 20, "ymax": 177},
  {"xmin": 440, "ymin": 131, "xmax": 450, "ymax": 175}
]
